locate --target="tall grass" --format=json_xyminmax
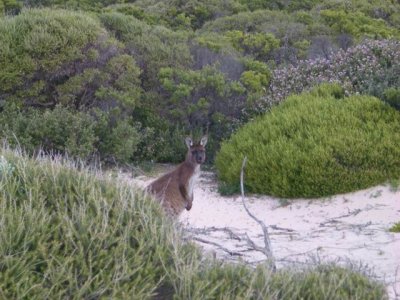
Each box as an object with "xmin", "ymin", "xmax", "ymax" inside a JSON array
[{"xmin": 0, "ymin": 146, "xmax": 387, "ymax": 299}]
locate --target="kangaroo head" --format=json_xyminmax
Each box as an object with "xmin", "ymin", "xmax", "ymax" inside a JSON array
[{"xmin": 185, "ymin": 135, "xmax": 208, "ymax": 165}]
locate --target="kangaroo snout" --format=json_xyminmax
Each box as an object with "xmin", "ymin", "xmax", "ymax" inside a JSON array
[
  {"xmin": 196, "ymin": 156, "xmax": 205, "ymax": 164},
  {"xmin": 185, "ymin": 200, "xmax": 192, "ymax": 211}
]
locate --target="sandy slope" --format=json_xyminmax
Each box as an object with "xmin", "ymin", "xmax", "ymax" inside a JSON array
[{"xmin": 128, "ymin": 169, "xmax": 400, "ymax": 299}]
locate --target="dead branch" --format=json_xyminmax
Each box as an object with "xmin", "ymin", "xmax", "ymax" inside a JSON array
[
  {"xmin": 393, "ymin": 265, "xmax": 400, "ymax": 299},
  {"xmin": 186, "ymin": 226, "xmax": 243, "ymax": 241},
  {"xmin": 192, "ymin": 237, "xmax": 244, "ymax": 257},
  {"xmin": 270, "ymin": 225, "xmax": 296, "ymax": 232},
  {"xmin": 320, "ymin": 208, "xmax": 362, "ymax": 227},
  {"xmin": 240, "ymin": 156, "xmax": 276, "ymax": 271}
]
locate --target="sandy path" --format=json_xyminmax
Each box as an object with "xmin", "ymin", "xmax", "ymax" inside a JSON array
[{"xmin": 128, "ymin": 170, "xmax": 400, "ymax": 299}]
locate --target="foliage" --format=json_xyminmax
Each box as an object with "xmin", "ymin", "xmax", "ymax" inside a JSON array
[
  {"xmin": 0, "ymin": 147, "xmax": 188, "ymax": 299},
  {"xmin": 216, "ymin": 85, "xmax": 400, "ymax": 198},
  {"xmin": 262, "ymin": 39, "xmax": 400, "ymax": 109},
  {"xmin": 0, "ymin": 147, "xmax": 388, "ymax": 299},
  {"xmin": 0, "ymin": 9, "xmax": 141, "ymax": 113},
  {"xmin": 225, "ymin": 30, "xmax": 280, "ymax": 60},
  {"xmin": 21, "ymin": 0, "xmax": 138, "ymax": 12},
  {"xmin": 317, "ymin": 0, "xmax": 400, "ymax": 29},
  {"xmin": 157, "ymin": 66, "xmax": 246, "ymax": 159},
  {"xmin": 389, "ymin": 222, "xmax": 400, "ymax": 233},
  {"xmin": 133, "ymin": 124, "xmax": 188, "ymax": 163},
  {"xmin": 0, "ymin": 104, "xmax": 141, "ymax": 163},
  {"xmin": 383, "ymin": 88, "xmax": 400, "ymax": 110},
  {"xmin": 0, "ymin": 9, "xmax": 145, "ymax": 163},
  {"xmin": 320, "ymin": 10, "xmax": 400, "ymax": 39},
  {"xmin": 99, "ymin": 12, "xmax": 192, "ymax": 89},
  {"xmin": 1, "ymin": 1, "xmax": 400, "ymax": 165},
  {"xmin": 0, "ymin": 0, "xmax": 20, "ymax": 15},
  {"xmin": 118, "ymin": 0, "xmax": 247, "ymax": 30},
  {"xmin": 267, "ymin": 264, "xmax": 388, "ymax": 299}
]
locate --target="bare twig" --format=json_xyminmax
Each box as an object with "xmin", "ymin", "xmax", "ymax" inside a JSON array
[
  {"xmin": 320, "ymin": 208, "xmax": 362, "ymax": 227},
  {"xmin": 393, "ymin": 265, "xmax": 400, "ymax": 299},
  {"xmin": 240, "ymin": 156, "xmax": 276, "ymax": 271},
  {"xmin": 270, "ymin": 225, "xmax": 296, "ymax": 232},
  {"xmin": 186, "ymin": 226, "xmax": 243, "ymax": 241},
  {"xmin": 192, "ymin": 237, "xmax": 243, "ymax": 257}
]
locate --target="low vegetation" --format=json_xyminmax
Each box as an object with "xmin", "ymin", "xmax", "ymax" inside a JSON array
[
  {"xmin": 261, "ymin": 39, "xmax": 400, "ymax": 110},
  {"xmin": 1, "ymin": 1, "xmax": 400, "ymax": 164},
  {"xmin": 0, "ymin": 1, "xmax": 397, "ymax": 298},
  {"xmin": 0, "ymin": 146, "xmax": 388, "ymax": 299},
  {"xmin": 389, "ymin": 222, "xmax": 400, "ymax": 233},
  {"xmin": 216, "ymin": 85, "xmax": 400, "ymax": 198}
]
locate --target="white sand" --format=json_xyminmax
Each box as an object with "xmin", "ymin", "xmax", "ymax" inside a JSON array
[{"xmin": 128, "ymin": 170, "xmax": 400, "ymax": 299}]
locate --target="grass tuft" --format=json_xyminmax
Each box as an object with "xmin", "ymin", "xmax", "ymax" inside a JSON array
[{"xmin": 389, "ymin": 222, "xmax": 400, "ymax": 233}]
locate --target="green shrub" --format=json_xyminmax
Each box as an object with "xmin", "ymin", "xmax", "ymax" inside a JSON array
[
  {"xmin": 389, "ymin": 222, "xmax": 400, "ymax": 233},
  {"xmin": 0, "ymin": 147, "xmax": 388, "ymax": 299},
  {"xmin": 320, "ymin": 9, "xmax": 399, "ymax": 39},
  {"xmin": 216, "ymin": 85, "xmax": 400, "ymax": 198},
  {"xmin": 99, "ymin": 12, "xmax": 191, "ymax": 89},
  {"xmin": 383, "ymin": 88, "xmax": 400, "ymax": 109},
  {"xmin": 0, "ymin": 9, "xmax": 141, "ymax": 112},
  {"xmin": 267, "ymin": 264, "xmax": 387, "ymax": 299},
  {"xmin": 156, "ymin": 65, "xmax": 246, "ymax": 160},
  {"xmin": 0, "ymin": 9, "xmax": 102, "ymax": 93},
  {"xmin": 0, "ymin": 0, "xmax": 21, "ymax": 15},
  {"xmin": 225, "ymin": 30, "xmax": 280, "ymax": 60},
  {"xmin": 0, "ymin": 104, "xmax": 96, "ymax": 159},
  {"xmin": 0, "ymin": 104, "xmax": 141, "ymax": 163}
]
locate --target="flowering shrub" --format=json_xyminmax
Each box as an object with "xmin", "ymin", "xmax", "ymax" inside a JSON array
[{"xmin": 262, "ymin": 39, "xmax": 400, "ymax": 109}]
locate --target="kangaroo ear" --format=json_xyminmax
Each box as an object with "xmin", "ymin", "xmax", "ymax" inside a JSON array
[
  {"xmin": 185, "ymin": 137, "xmax": 193, "ymax": 148},
  {"xmin": 200, "ymin": 135, "xmax": 208, "ymax": 147}
]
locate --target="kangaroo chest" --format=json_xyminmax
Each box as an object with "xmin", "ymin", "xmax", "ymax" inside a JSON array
[{"xmin": 187, "ymin": 165, "xmax": 200, "ymax": 196}]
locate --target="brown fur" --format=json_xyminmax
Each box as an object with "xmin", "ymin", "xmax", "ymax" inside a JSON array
[{"xmin": 147, "ymin": 136, "xmax": 207, "ymax": 217}]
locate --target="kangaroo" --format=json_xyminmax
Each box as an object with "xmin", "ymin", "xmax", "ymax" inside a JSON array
[{"xmin": 147, "ymin": 135, "xmax": 208, "ymax": 217}]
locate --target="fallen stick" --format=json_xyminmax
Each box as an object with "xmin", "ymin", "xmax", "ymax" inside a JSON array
[
  {"xmin": 192, "ymin": 237, "xmax": 244, "ymax": 257},
  {"xmin": 240, "ymin": 156, "xmax": 276, "ymax": 271},
  {"xmin": 270, "ymin": 224, "xmax": 296, "ymax": 232}
]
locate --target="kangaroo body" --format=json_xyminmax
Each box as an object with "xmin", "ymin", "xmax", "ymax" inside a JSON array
[{"xmin": 147, "ymin": 136, "xmax": 207, "ymax": 217}]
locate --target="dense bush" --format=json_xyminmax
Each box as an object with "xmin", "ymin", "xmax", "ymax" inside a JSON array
[
  {"xmin": 262, "ymin": 39, "xmax": 400, "ymax": 110},
  {"xmin": 0, "ymin": 9, "xmax": 145, "ymax": 162},
  {"xmin": 0, "ymin": 0, "xmax": 20, "ymax": 14},
  {"xmin": 0, "ymin": 147, "xmax": 388, "ymax": 299},
  {"xmin": 0, "ymin": 104, "xmax": 141, "ymax": 163},
  {"xmin": 106, "ymin": 0, "xmax": 247, "ymax": 30},
  {"xmin": 1, "ymin": 1, "xmax": 400, "ymax": 165},
  {"xmin": 317, "ymin": 0, "xmax": 400, "ymax": 29},
  {"xmin": 0, "ymin": 9, "xmax": 142, "ymax": 112},
  {"xmin": 99, "ymin": 12, "xmax": 192, "ymax": 89},
  {"xmin": 320, "ymin": 10, "xmax": 399, "ymax": 39},
  {"xmin": 21, "ymin": 0, "xmax": 138, "ymax": 12},
  {"xmin": 216, "ymin": 85, "xmax": 400, "ymax": 198}
]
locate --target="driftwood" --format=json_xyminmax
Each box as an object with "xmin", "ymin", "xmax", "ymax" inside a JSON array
[
  {"xmin": 183, "ymin": 156, "xmax": 277, "ymax": 271},
  {"xmin": 240, "ymin": 156, "xmax": 276, "ymax": 271}
]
